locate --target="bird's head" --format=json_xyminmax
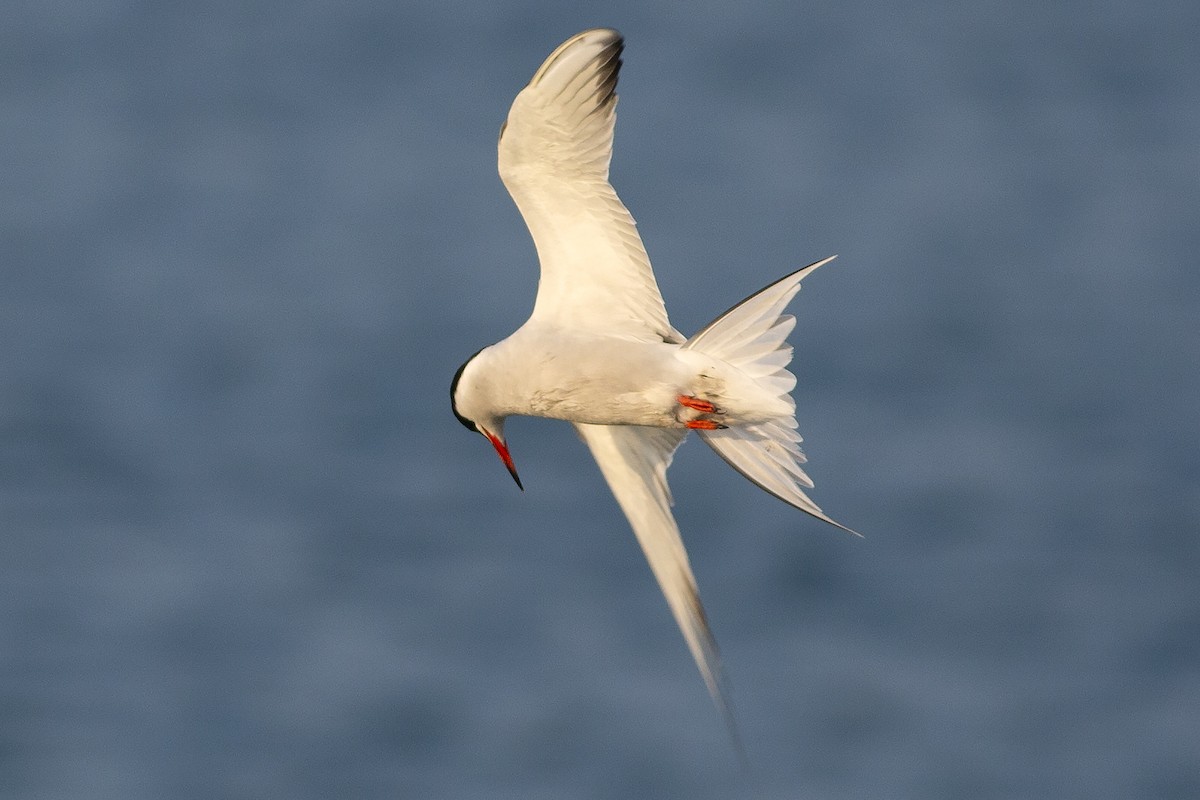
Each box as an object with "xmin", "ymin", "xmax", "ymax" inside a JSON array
[{"xmin": 450, "ymin": 349, "xmax": 523, "ymax": 490}]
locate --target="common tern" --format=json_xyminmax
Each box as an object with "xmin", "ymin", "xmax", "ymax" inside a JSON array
[{"xmin": 451, "ymin": 28, "xmax": 855, "ymax": 734}]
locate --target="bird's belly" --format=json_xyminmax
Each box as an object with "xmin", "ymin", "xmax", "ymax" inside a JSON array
[
  {"xmin": 500, "ymin": 333, "xmax": 788, "ymax": 428},
  {"xmin": 515, "ymin": 340, "xmax": 685, "ymax": 427},
  {"xmin": 526, "ymin": 368, "xmax": 680, "ymax": 426}
]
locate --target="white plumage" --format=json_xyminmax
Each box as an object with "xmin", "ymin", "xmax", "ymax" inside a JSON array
[{"xmin": 451, "ymin": 28, "xmax": 855, "ymax": 737}]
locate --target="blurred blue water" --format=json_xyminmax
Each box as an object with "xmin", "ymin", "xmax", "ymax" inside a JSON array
[{"xmin": 2, "ymin": 2, "xmax": 1198, "ymax": 798}]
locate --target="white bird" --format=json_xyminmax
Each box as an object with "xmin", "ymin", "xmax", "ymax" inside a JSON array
[{"xmin": 451, "ymin": 28, "xmax": 855, "ymax": 735}]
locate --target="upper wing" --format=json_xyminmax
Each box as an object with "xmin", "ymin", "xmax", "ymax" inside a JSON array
[
  {"xmin": 499, "ymin": 29, "xmax": 679, "ymax": 343},
  {"xmin": 573, "ymin": 423, "xmax": 739, "ymax": 745}
]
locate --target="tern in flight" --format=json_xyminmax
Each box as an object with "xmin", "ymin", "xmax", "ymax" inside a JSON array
[{"xmin": 451, "ymin": 28, "xmax": 855, "ymax": 732}]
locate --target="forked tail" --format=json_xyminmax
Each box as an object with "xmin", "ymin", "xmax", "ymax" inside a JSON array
[{"xmin": 683, "ymin": 255, "xmax": 857, "ymax": 534}]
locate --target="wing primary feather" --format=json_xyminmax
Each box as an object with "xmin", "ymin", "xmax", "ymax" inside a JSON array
[{"xmin": 574, "ymin": 423, "xmax": 746, "ymax": 761}]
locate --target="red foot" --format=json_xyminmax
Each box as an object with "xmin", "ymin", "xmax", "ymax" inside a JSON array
[
  {"xmin": 678, "ymin": 395, "xmax": 720, "ymax": 414},
  {"xmin": 685, "ymin": 419, "xmax": 726, "ymax": 430}
]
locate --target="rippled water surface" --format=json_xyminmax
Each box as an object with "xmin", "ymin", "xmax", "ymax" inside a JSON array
[{"xmin": 3, "ymin": 2, "xmax": 1198, "ymax": 798}]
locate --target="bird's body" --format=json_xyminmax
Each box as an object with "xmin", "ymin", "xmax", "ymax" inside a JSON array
[
  {"xmin": 456, "ymin": 327, "xmax": 793, "ymax": 428},
  {"xmin": 451, "ymin": 28, "xmax": 854, "ymax": 735}
]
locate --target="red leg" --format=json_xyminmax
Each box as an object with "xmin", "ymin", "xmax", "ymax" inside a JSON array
[
  {"xmin": 678, "ymin": 395, "xmax": 720, "ymax": 414},
  {"xmin": 685, "ymin": 419, "xmax": 726, "ymax": 430}
]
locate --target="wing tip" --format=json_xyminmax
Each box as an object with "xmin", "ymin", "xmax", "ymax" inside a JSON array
[{"xmin": 530, "ymin": 28, "xmax": 624, "ymax": 89}]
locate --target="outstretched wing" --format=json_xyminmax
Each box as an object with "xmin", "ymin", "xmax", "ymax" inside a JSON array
[
  {"xmin": 499, "ymin": 29, "xmax": 680, "ymax": 343},
  {"xmin": 574, "ymin": 423, "xmax": 740, "ymax": 747}
]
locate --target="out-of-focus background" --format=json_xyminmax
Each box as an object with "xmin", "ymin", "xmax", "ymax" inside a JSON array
[{"xmin": 3, "ymin": 2, "xmax": 1197, "ymax": 798}]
